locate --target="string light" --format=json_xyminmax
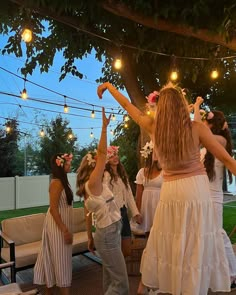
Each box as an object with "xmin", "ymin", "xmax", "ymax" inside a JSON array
[
  {"xmin": 124, "ymin": 122, "xmax": 128, "ymax": 128},
  {"xmin": 63, "ymin": 96, "xmax": 69, "ymax": 113},
  {"xmin": 21, "ymin": 28, "xmax": 33, "ymax": 43},
  {"xmin": 123, "ymin": 114, "xmax": 129, "ymax": 122},
  {"xmin": 91, "ymin": 106, "xmax": 95, "ymax": 118},
  {"xmin": 39, "ymin": 129, "xmax": 45, "ymax": 137},
  {"xmin": 68, "ymin": 133, "xmax": 73, "ymax": 139},
  {"xmin": 211, "ymin": 69, "xmax": 219, "ymax": 79},
  {"xmin": 21, "ymin": 78, "xmax": 28, "ymax": 100},
  {"xmin": 146, "ymin": 110, "xmax": 151, "ymax": 116},
  {"xmin": 5, "ymin": 125, "xmax": 11, "ymax": 133},
  {"xmin": 112, "ymin": 113, "xmax": 116, "ymax": 121},
  {"xmin": 110, "ymin": 129, "xmax": 114, "ymax": 135},
  {"xmin": 90, "ymin": 128, "xmax": 94, "ymax": 138},
  {"xmin": 170, "ymin": 70, "xmax": 178, "ymax": 81},
  {"xmin": 114, "ymin": 58, "xmax": 122, "ymax": 70}
]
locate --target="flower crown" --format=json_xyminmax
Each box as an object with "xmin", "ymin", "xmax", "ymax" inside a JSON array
[
  {"xmin": 146, "ymin": 84, "xmax": 187, "ymax": 114},
  {"xmin": 140, "ymin": 141, "xmax": 154, "ymax": 159},
  {"xmin": 87, "ymin": 150, "xmax": 97, "ymax": 167},
  {"xmin": 200, "ymin": 109, "xmax": 214, "ymax": 121},
  {"xmin": 107, "ymin": 146, "xmax": 119, "ymax": 160},
  {"xmin": 56, "ymin": 153, "xmax": 73, "ymax": 167}
]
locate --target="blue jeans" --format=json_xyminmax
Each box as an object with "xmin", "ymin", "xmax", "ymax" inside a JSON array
[{"xmin": 94, "ymin": 220, "xmax": 129, "ymax": 295}]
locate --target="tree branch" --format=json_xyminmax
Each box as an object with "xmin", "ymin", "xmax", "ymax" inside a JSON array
[{"xmin": 101, "ymin": 0, "xmax": 236, "ymax": 51}]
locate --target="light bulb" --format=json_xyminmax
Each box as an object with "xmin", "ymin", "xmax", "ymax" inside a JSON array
[
  {"xmin": 112, "ymin": 114, "xmax": 116, "ymax": 121},
  {"xmin": 90, "ymin": 132, "xmax": 94, "ymax": 138},
  {"xmin": 64, "ymin": 104, "xmax": 69, "ymax": 113},
  {"xmin": 91, "ymin": 110, "xmax": 95, "ymax": 118},
  {"xmin": 170, "ymin": 71, "xmax": 178, "ymax": 81},
  {"xmin": 21, "ymin": 88, "xmax": 28, "ymax": 100},
  {"xmin": 68, "ymin": 133, "xmax": 73, "ymax": 139},
  {"xmin": 110, "ymin": 129, "xmax": 114, "ymax": 135},
  {"xmin": 6, "ymin": 126, "xmax": 11, "ymax": 133},
  {"xmin": 124, "ymin": 115, "xmax": 129, "ymax": 122},
  {"xmin": 124, "ymin": 123, "xmax": 128, "ymax": 128},
  {"xmin": 114, "ymin": 58, "xmax": 122, "ymax": 70},
  {"xmin": 21, "ymin": 28, "xmax": 32, "ymax": 43},
  {"xmin": 146, "ymin": 110, "xmax": 151, "ymax": 115},
  {"xmin": 39, "ymin": 129, "xmax": 45, "ymax": 137},
  {"xmin": 211, "ymin": 69, "xmax": 219, "ymax": 79}
]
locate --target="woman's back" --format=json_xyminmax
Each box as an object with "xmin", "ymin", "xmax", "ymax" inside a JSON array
[{"xmin": 157, "ymin": 122, "xmax": 206, "ymax": 181}]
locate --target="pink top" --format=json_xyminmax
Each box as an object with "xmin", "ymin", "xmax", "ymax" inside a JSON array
[{"xmin": 152, "ymin": 124, "xmax": 206, "ymax": 181}]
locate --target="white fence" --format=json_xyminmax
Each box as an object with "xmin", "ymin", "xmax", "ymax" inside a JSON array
[{"xmin": 0, "ymin": 173, "xmax": 77, "ymax": 211}]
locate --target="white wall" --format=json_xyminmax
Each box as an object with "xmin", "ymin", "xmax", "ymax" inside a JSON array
[{"xmin": 0, "ymin": 173, "xmax": 77, "ymax": 211}]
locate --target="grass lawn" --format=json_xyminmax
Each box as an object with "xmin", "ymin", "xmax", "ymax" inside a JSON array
[
  {"xmin": 0, "ymin": 201, "xmax": 84, "ymax": 223},
  {"xmin": 0, "ymin": 201, "xmax": 235, "ymax": 243},
  {"xmin": 223, "ymin": 201, "xmax": 236, "ymax": 244}
]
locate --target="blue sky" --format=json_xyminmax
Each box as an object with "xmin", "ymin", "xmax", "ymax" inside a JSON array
[{"xmin": 0, "ymin": 36, "xmax": 123, "ymax": 148}]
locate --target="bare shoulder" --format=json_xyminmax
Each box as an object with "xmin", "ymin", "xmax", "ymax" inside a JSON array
[
  {"xmin": 214, "ymin": 135, "xmax": 226, "ymax": 147},
  {"xmin": 50, "ymin": 179, "xmax": 63, "ymax": 193}
]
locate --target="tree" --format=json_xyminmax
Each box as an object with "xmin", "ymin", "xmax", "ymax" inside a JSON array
[
  {"xmin": 1, "ymin": 1, "xmax": 236, "ymax": 110},
  {"xmin": 36, "ymin": 115, "xmax": 77, "ymax": 174},
  {"xmin": 0, "ymin": 119, "xmax": 20, "ymax": 176}
]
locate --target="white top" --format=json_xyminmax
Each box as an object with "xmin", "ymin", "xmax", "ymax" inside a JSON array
[
  {"xmin": 200, "ymin": 147, "xmax": 224, "ymax": 203},
  {"xmin": 84, "ymin": 182, "xmax": 121, "ymax": 228},
  {"xmin": 103, "ymin": 171, "xmax": 139, "ymax": 217}
]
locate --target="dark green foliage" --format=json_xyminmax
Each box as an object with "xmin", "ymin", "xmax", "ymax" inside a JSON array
[
  {"xmin": 36, "ymin": 115, "xmax": 77, "ymax": 174},
  {"xmin": 0, "ymin": 119, "xmax": 20, "ymax": 177}
]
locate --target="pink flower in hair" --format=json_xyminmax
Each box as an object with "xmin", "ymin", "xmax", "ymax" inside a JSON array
[
  {"xmin": 146, "ymin": 91, "xmax": 159, "ymax": 104},
  {"xmin": 107, "ymin": 146, "xmax": 119, "ymax": 160},
  {"xmin": 207, "ymin": 112, "xmax": 214, "ymax": 120},
  {"xmin": 56, "ymin": 158, "xmax": 63, "ymax": 167}
]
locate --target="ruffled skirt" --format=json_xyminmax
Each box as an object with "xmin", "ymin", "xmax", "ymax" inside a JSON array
[{"xmin": 140, "ymin": 175, "xmax": 230, "ymax": 295}]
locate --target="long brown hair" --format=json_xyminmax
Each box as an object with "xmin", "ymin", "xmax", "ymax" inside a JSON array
[
  {"xmin": 51, "ymin": 153, "xmax": 73, "ymax": 205},
  {"xmin": 144, "ymin": 152, "xmax": 162, "ymax": 182},
  {"xmin": 154, "ymin": 85, "xmax": 194, "ymax": 165},
  {"xmin": 204, "ymin": 111, "xmax": 233, "ymax": 183},
  {"xmin": 105, "ymin": 161, "xmax": 129, "ymax": 189}
]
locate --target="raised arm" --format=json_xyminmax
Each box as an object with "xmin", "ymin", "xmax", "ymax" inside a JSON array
[
  {"xmin": 193, "ymin": 96, "xmax": 204, "ymax": 122},
  {"xmin": 87, "ymin": 107, "xmax": 111, "ymax": 196},
  {"xmin": 97, "ymin": 82, "xmax": 154, "ymax": 135},
  {"xmin": 195, "ymin": 121, "xmax": 236, "ymax": 175}
]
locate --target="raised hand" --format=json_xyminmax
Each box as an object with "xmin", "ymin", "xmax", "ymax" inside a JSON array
[
  {"xmin": 97, "ymin": 83, "xmax": 108, "ymax": 99},
  {"xmin": 102, "ymin": 107, "xmax": 111, "ymax": 128},
  {"xmin": 195, "ymin": 96, "xmax": 204, "ymax": 107}
]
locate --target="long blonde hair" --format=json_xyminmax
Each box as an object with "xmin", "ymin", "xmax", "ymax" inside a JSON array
[
  {"xmin": 76, "ymin": 155, "xmax": 95, "ymax": 198},
  {"xmin": 154, "ymin": 84, "xmax": 193, "ymax": 165}
]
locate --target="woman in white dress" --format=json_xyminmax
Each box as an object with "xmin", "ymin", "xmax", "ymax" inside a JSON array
[
  {"xmin": 97, "ymin": 81, "xmax": 236, "ymax": 295},
  {"xmin": 76, "ymin": 108, "xmax": 129, "ymax": 295},
  {"xmin": 195, "ymin": 101, "xmax": 236, "ymax": 287},
  {"xmin": 34, "ymin": 153, "xmax": 73, "ymax": 295},
  {"xmin": 131, "ymin": 140, "xmax": 163, "ymax": 237}
]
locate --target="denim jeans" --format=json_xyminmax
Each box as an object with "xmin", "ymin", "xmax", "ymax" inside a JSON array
[{"xmin": 94, "ymin": 220, "xmax": 129, "ymax": 295}]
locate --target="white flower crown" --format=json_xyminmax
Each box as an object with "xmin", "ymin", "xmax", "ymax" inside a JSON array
[{"xmin": 140, "ymin": 141, "xmax": 154, "ymax": 159}]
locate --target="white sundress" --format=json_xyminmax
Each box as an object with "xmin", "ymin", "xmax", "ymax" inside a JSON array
[{"xmin": 131, "ymin": 168, "xmax": 163, "ymax": 233}]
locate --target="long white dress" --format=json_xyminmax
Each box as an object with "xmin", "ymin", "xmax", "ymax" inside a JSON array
[
  {"xmin": 34, "ymin": 190, "xmax": 73, "ymax": 288},
  {"xmin": 140, "ymin": 139, "xmax": 231, "ymax": 295},
  {"xmin": 131, "ymin": 168, "xmax": 163, "ymax": 233},
  {"xmin": 201, "ymin": 147, "xmax": 236, "ymax": 279}
]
